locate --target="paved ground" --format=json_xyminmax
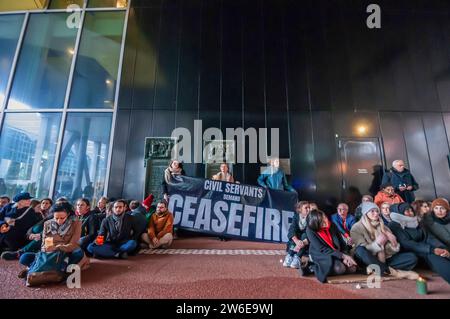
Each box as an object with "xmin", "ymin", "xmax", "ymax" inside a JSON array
[{"xmin": 0, "ymin": 236, "xmax": 449, "ymax": 299}]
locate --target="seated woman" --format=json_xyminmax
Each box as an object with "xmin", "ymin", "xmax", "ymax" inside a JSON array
[
  {"xmin": 411, "ymin": 200, "xmax": 431, "ymax": 221},
  {"xmin": 374, "ymin": 183, "xmax": 404, "ymax": 207},
  {"xmin": 283, "ymin": 201, "xmax": 311, "ymax": 273},
  {"xmin": 380, "ymin": 202, "xmax": 392, "ymax": 225},
  {"xmin": 162, "ymin": 160, "xmax": 185, "ymax": 202},
  {"xmin": 87, "ymin": 200, "xmax": 138, "ymax": 259},
  {"xmin": 17, "ymin": 204, "xmax": 89, "ymax": 279},
  {"xmin": 423, "ymin": 198, "xmax": 450, "ymax": 250},
  {"xmin": 306, "ymin": 209, "xmax": 358, "ymax": 283},
  {"xmin": 388, "ymin": 203, "xmax": 450, "ymax": 284},
  {"xmin": 212, "ymin": 163, "xmax": 236, "ymax": 183},
  {"xmin": 351, "ymin": 202, "xmax": 418, "ymax": 279}
]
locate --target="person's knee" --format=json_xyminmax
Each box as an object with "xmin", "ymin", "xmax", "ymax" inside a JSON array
[{"xmin": 86, "ymin": 243, "xmax": 95, "ymax": 254}]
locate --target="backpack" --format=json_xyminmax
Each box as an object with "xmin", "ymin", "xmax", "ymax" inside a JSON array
[{"xmin": 26, "ymin": 251, "xmax": 67, "ymax": 287}]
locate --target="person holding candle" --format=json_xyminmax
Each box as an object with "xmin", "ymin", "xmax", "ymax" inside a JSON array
[
  {"xmin": 423, "ymin": 198, "xmax": 450, "ymax": 250},
  {"xmin": 388, "ymin": 202, "xmax": 450, "ymax": 284},
  {"xmin": 87, "ymin": 199, "xmax": 139, "ymax": 259},
  {"xmin": 351, "ymin": 202, "xmax": 419, "ymax": 280},
  {"xmin": 306, "ymin": 209, "xmax": 358, "ymax": 283}
]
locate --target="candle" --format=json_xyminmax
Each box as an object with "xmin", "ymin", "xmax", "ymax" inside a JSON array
[{"xmin": 416, "ymin": 277, "xmax": 428, "ymax": 295}]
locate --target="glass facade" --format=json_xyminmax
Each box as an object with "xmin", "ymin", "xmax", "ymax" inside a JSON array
[{"xmin": 0, "ymin": 0, "xmax": 128, "ymax": 203}]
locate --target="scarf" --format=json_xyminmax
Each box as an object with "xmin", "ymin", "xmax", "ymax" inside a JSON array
[
  {"xmin": 112, "ymin": 213, "xmax": 124, "ymax": 234},
  {"xmin": 317, "ymin": 223, "xmax": 336, "ymax": 250},
  {"xmin": 390, "ymin": 212, "xmax": 419, "ymax": 229},
  {"xmin": 49, "ymin": 217, "xmax": 73, "ymax": 237},
  {"xmin": 165, "ymin": 167, "xmax": 183, "ymax": 184},
  {"xmin": 361, "ymin": 215, "xmax": 399, "ymax": 262},
  {"xmin": 298, "ymin": 214, "xmax": 308, "ymax": 231},
  {"xmin": 432, "ymin": 213, "xmax": 450, "ymax": 226}
]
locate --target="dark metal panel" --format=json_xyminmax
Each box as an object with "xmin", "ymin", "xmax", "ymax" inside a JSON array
[
  {"xmin": 422, "ymin": 113, "xmax": 450, "ymax": 198},
  {"xmin": 401, "ymin": 112, "xmax": 436, "ymax": 199},
  {"xmin": 379, "ymin": 112, "xmax": 408, "ymax": 169},
  {"xmin": 333, "ymin": 111, "xmax": 380, "ymax": 138},
  {"xmin": 122, "ymin": 110, "xmax": 153, "ymax": 200},
  {"xmin": 443, "ymin": 113, "xmax": 450, "ymax": 143},
  {"xmin": 152, "ymin": 110, "xmax": 176, "ymax": 137},
  {"xmin": 108, "ymin": 110, "xmax": 131, "ymax": 198}
]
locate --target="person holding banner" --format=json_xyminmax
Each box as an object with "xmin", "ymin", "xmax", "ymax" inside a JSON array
[
  {"xmin": 306, "ymin": 209, "xmax": 358, "ymax": 283},
  {"xmin": 257, "ymin": 157, "xmax": 295, "ymax": 192},
  {"xmin": 283, "ymin": 201, "xmax": 312, "ymax": 275},
  {"xmin": 162, "ymin": 160, "xmax": 186, "ymax": 202},
  {"xmin": 212, "ymin": 163, "xmax": 236, "ymax": 183}
]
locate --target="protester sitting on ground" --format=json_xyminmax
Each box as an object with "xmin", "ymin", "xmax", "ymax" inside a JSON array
[
  {"xmin": 16, "ymin": 203, "xmax": 89, "ymax": 281},
  {"xmin": 87, "ymin": 199, "xmax": 138, "ymax": 259},
  {"xmin": 106, "ymin": 202, "xmax": 114, "ymax": 218},
  {"xmin": 94, "ymin": 196, "xmax": 108, "ymax": 224},
  {"xmin": 0, "ymin": 192, "xmax": 33, "ymax": 222},
  {"xmin": 0, "ymin": 193, "xmax": 40, "ymax": 252},
  {"xmin": 331, "ymin": 203, "xmax": 355, "ymax": 246},
  {"xmin": 1, "ymin": 200, "xmax": 57, "ymax": 260},
  {"xmin": 129, "ymin": 200, "xmax": 149, "ymax": 240},
  {"xmin": 374, "ymin": 183, "xmax": 404, "ymax": 207},
  {"xmin": 306, "ymin": 209, "xmax": 358, "ymax": 283},
  {"xmin": 212, "ymin": 163, "xmax": 236, "ymax": 183},
  {"xmin": 411, "ymin": 200, "xmax": 431, "ymax": 221},
  {"xmin": 351, "ymin": 202, "xmax": 418, "ymax": 280},
  {"xmin": 162, "ymin": 160, "xmax": 185, "ymax": 202},
  {"xmin": 257, "ymin": 157, "xmax": 295, "ymax": 192},
  {"xmin": 354, "ymin": 195, "xmax": 374, "ymax": 221},
  {"xmin": 141, "ymin": 200, "xmax": 174, "ymax": 249},
  {"xmin": 283, "ymin": 201, "xmax": 311, "ymax": 274},
  {"xmin": 423, "ymin": 198, "xmax": 450, "ymax": 250},
  {"xmin": 0, "ymin": 195, "xmax": 10, "ymax": 210},
  {"xmin": 380, "ymin": 202, "xmax": 392, "ymax": 225},
  {"xmin": 388, "ymin": 202, "xmax": 450, "ymax": 284},
  {"xmin": 74, "ymin": 198, "xmax": 98, "ymax": 252}
]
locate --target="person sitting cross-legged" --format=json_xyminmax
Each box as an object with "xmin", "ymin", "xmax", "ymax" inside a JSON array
[
  {"xmin": 87, "ymin": 199, "xmax": 138, "ymax": 259},
  {"xmin": 141, "ymin": 200, "xmax": 174, "ymax": 249},
  {"xmin": 331, "ymin": 203, "xmax": 355, "ymax": 247}
]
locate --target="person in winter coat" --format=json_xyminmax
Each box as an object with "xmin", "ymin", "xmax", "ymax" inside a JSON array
[
  {"xmin": 283, "ymin": 201, "xmax": 311, "ymax": 272},
  {"xmin": 141, "ymin": 200, "xmax": 174, "ymax": 249},
  {"xmin": 374, "ymin": 182, "xmax": 404, "ymax": 207},
  {"xmin": 129, "ymin": 200, "xmax": 149, "ymax": 240},
  {"xmin": 93, "ymin": 196, "xmax": 109, "ymax": 224},
  {"xmin": 411, "ymin": 200, "xmax": 431, "ymax": 221},
  {"xmin": 17, "ymin": 204, "xmax": 89, "ymax": 280},
  {"xmin": 381, "ymin": 160, "xmax": 419, "ymax": 203},
  {"xmin": 354, "ymin": 195, "xmax": 374, "ymax": 221},
  {"xmin": 423, "ymin": 198, "xmax": 450, "ymax": 250},
  {"xmin": 87, "ymin": 199, "xmax": 138, "ymax": 259},
  {"xmin": 306, "ymin": 209, "xmax": 358, "ymax": 283},
  {"xmin": 74, "ymin": 198, "xmax": 98, "ymax": 252},
  {"xmin": 351, "ymin": 202, "xmax": 418, "ymax": 279},
  {"xmin": 388, "ymin": 203, "xmax": 450, "ymax": 284},
  {"xmin": 162, "ymin": 160, "xmax": 185, "ymax": 202},
  {"xmin": 330, "ymin": 203, "xmax": 356, "ymax": 246},
  {"xmin": 257, "ymin": 157, "xmax": 295, "ymax": 192}
]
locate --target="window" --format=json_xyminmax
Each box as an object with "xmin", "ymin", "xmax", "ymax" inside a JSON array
[
  {"xmin": 88, "ymin": 0, "xmax": 127, "ymax": 8},
  {"xmin": 0, "ymin": 0, "xmax": 48, "ymax": 12},
  {"xmin": 48, "ymin": 0, "xmax": 85, "ymax": 9},
  {"xmin": 7, "ymin": 13, "xmax": 78, "ymax": 110},
  {"xmin": 54, "ymin": 113, "xmax": 112, "ymax": 202},
  {"xmin": 0, "ymin": 15, "xmax": 24, "ymax": 106},
  {"xmin": 0, "ymin": 113, "xmax": 61, "ymax": 198},
  {"xmin": 69, "ymin": 11, "xmax": 125, "ymax": 109}
]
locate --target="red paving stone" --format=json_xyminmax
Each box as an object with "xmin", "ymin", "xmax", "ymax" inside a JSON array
[{"xmin": 0, "ymin": 237, "xmax": 449, "ymax": 299}]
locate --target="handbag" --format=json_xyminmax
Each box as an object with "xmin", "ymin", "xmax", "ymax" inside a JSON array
[{"xmin": 26, "ymin": 250, "xmax": 67, "ymax": 287}]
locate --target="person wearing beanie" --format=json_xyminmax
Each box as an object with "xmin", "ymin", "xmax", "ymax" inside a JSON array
[
  {"xmin": 354, "ymin": 195, "xmax": 374, "ymax": 221},
  {"xmin": 388, "ymin": 202, "xmax": 450, "ymax": 284},
  {"xmin": 381, "ymin": 160, "xmax": 419, "ymax": 203},
  {"xmin": 351, "ymin": 202, "xmax": 418, "ymax": 280},
  {"xmin": 374, "ymin": 183, "xmax": 404, "ymax": 207},
  {"xmin": 423, "ymin": 198, "xmax": 450, "ymax": 250}
]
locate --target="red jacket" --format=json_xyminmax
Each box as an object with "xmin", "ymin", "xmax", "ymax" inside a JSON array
[{"xmin": 374, "ymin": 191, "xmax": 404, "ymax": 207}]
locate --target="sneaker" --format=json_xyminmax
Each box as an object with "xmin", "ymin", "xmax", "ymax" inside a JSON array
[
  {"xmin": 290, "ymin": 255, "xmax": 301, "ymax": 269},
  {"xmin": 1, "ymin": 251, "xmax": 19, "ymax": 261},
  {"xmin": 282, "ymin": 254, "xmax": 293, "ymax": 267}
]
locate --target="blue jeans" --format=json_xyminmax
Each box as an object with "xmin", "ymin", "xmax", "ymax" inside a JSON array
[
  {"xmin": 19, "ymin": 248, "xmax": 85, "ymax": 269},
  {"xmin": 87, "ymin": 240, "xmax": 137, "ymax": 259}
]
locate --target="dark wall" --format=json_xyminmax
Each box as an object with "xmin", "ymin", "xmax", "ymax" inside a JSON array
[{"xmin": 109, "ymin": 0, "xmax": 450, "ymax": 204}]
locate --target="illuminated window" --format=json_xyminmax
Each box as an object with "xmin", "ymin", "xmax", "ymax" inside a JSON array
[
  {"xmin": 48, "ymin": 0, "xmax": 85, "ymax": 9},
  {"xmin": 0, "ymin": 0, "xmax": 48, "ymax": 12},
  {"xmin": 88, "ymin": 0, "xmax": 127, "ymax": 8}
]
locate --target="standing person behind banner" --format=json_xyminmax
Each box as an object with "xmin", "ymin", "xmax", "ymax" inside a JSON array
[
  {"xmin": 382, "ymin": 160, "xmax": 419, "ymax": 203},
  {"xmin": 331, "ymin": 203, "xmax": 356, "ymax": 247},
  {"xmin": 306, "ymin": 209, "xmax": 358, "ymax": 283},
  {"xmin": 141, "ymin": 200, "xmax": 174, "ymax": 249},
  {"xmin": 162, "ymin": 160, "xmax": 185, "ymax": 202},
  {"xmin": 257, "ymin": 157, "xmax": 295, "ymax": 192},
  {"xmin": 212, "ymin": 163, "xmax": 236, "ymax": 183}
]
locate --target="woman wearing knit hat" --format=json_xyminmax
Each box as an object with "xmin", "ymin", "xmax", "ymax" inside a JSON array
[
  {"xmin": 388, "ymin": 202, "xmax": 450, "ymax": 284},
  {"xmin": 351, "ymin": 202, "xmax": 418, "ymax": 280},
  {"xmin": 423, "ymin": 198, "xmax": 450, "ymax": 250}
]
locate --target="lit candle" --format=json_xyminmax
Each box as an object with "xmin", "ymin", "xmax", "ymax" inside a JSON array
[{"xmin": 416, "ymin": 277, "xmax": 428, "ymax": 295}]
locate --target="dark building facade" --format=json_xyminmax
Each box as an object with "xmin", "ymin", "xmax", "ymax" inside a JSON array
[{"xmin": 109, "ymin": 0, "xmax": 450, "ymax": 207}]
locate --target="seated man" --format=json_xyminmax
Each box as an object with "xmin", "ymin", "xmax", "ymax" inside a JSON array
[
  {"xmin": 141, "ymin": 200, "xmax": 174, "ymax": 249},
  {"xmin": 331, "ymin": 203, "xmax": 356, "ymax": 246},
  {"xmin": 87, "ymin": 199, "xmax": 138, "ymax": 259},
  {"xmin": 375, "ymin": 183, "xmax": 404, "ymax": 207},
  {"xmin": 0, "ymin": 195, "xmax": 10, "ymax": 210}
]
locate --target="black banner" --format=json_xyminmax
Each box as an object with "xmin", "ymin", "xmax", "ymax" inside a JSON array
[{"xmin": 167, "ymin": 176, "xmax": 298, "ymax": 243}]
